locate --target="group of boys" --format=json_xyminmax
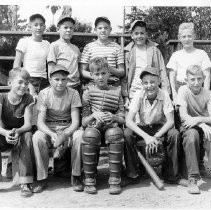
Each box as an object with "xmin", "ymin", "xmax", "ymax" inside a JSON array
[{"xmin": 0, "ymin": 12, "xmax": 211, "ymax": 199}]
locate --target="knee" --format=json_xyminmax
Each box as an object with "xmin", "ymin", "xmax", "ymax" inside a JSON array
[
  {"xmin": 166, "ymin": 128, "xmax": 180, "ymax": 144},
  {"xmin": 32, "ymin": 131, "xmax": 46, "ymax": 147},
  {"xmin": 105, "ymin": 127, "xmax": 124, "ymax": 144},
  {"xmin": 82, "ymin": 127, "xmax": 101, "ymax": 146},
  {"xmin": 21, "ymin": 132, "xmax": 33, "ymax": 144},
  {"xmin": 183, "ymin": 129, "xmax": 199, "ymax": 145}
]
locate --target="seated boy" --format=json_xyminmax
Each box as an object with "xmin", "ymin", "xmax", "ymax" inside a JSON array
[
  {"xmin": 177, "ymin": 65, "xmax": 211, "ymax": 194},
  {"xmin": 124, "ymin": 66, "xmax": 181, "ymax": 184},
  {"xmin": 0, "ymin": 68, "xmax": 35, "ymax": 197},
  {"xmin": 81, "ymin": 57, "xmax": 124, "ymax": 195},
  {"xmin": 32, "ymin": 64, "xmax": 83, "ymax": 193}
]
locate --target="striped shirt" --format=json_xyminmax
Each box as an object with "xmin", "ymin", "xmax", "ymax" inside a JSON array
[{"xmin": 80, "ymin": 40, "xmax": 124, "ymax": 84}]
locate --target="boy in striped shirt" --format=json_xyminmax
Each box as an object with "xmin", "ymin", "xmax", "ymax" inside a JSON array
[{"xmin": 80, "ymin": 16, "xmax": 125, "ymax": 87}]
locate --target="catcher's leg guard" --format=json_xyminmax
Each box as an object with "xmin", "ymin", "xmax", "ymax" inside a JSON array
[
  {"xmin": 105, "ymin": 127, "xmax": 124, "ymax": 194},
  {"xmin": 82, "ymin": 128, "xmax": 101, "ymax": 190}
]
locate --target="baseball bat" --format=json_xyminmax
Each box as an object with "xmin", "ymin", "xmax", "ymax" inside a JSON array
[{"xmin": 136, "ymin": 149, "xmax": 164, "ymax": 190}]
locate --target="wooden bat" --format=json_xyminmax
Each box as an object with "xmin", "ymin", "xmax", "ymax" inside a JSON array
[{"xmin": 136, "ymin": 149, "xmax": 164, "ymax": 190}]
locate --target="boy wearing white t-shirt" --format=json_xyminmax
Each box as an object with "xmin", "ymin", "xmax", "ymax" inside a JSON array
[
  {"xmin": 14, "ymin": 14, "xmax": 50, "ymax": 96},
  {"xmin": 167, "ymin": 22, "xmax": 211, "ymax": 105}
]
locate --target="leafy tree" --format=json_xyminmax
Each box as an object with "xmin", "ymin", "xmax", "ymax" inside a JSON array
[{"xmin": 46, "ymin": 5, "xmax": 61, "ymax": 25}]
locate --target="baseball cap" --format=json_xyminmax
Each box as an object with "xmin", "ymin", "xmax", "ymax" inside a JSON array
[
  {"xmin": 130, "ymin": 20, "xmax": 146, "ymax": 31},
  {"xmin": 50, "ymin": 64, "xmax": 69, "ymax": 76},
  {"xmin": 57, "ymin": 14, "xmax": 75, "ymax": 26},
  {"xmin": 94, "ymin": 16, "xmax": 111, "ymax": 27},
  {"xmin": 140, "ymin": 66, "xmax": 159, "ymax": 79}
]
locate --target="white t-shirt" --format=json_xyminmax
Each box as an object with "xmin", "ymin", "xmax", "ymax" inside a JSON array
[
  {"xmin": 129, "ymin": 46, "xmax": 147, "ymax": 99},
  {"xmin": 167, "ymin": 48, "xmax": 211, "ymax": 83},
  {"xmin": 16, "ymin": 37, "xmax": 50, "ymax": 78}
]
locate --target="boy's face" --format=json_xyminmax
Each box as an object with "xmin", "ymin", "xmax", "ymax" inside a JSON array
[
  {"xmin": 49, "ymin": 73, "xmax": 68, "ymax": 92},
  {"xmin": 30, "ymin": 18, "xmax": 46, "ymax": 37},
  {"xmin": 141, "ymin": 74, "xmax": 160, "ymax": 99},
  {"xmin": 59, "ymin": 21, "xmax": 74, "ymax": 41},
  {"xmin": 131, "ymin": 26, "xmax": 148, "ymax": 47},
  {"xmin": 91, "ymin": 67, "xmax": 110, "ymax": 89},
  {"xmin": 185, "ymin": 72, "xmax": 205, "ymax": 95},
  {"xmin": 178, "ymin": 29, "xmax": 195, "ymax": 49},
  {"xmin": 9, "ymin": 75, "xmax": 29, "ymax": 96},
  {"xmin": 95, "ymin": 21, "xmax": 111, "ymax": 41}
]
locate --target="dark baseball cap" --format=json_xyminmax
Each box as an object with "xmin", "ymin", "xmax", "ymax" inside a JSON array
[
  {"xmin": 57, "ymin": 14, "xmax": 75, "ymax": 26},
  {"xmin": 140, "ymin": 66, "xmax": 159, "ymax": 79},
  {"xmin": 50, "ymin": 64, "xmax": 69, "ymax": 76},
  {"xmin": 130, "ymin": 20, "xmax": 147, "ymax": 31},
  {"xmin": 95, "ymin": 16, "xmax": 111, "ymax": 27}
]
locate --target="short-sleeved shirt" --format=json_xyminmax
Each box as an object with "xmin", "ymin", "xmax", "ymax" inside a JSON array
[
  {"xmin": 129, "ymin": 89, "xmax": 174, "ymax": 126},
  {"xmin": 47, "ymin": 39, "xmax": 81, "ymax": 87},
  {"xmin": 37, "ymin": 87, "xmax": 82, "ymax": 122},
  {"xmin": 167, "ymin": 48, "xmax": 211, "ymax": 83},
  {"xmin": 80, "ymin": 40, "xmax": 124, "ymax": 84},
  {"xmin": 16, "ymin": 37, "xmax": 50, "ymax": 78},
  {"xmin": 177, "ymin": 85, "xmax": 211, "ymax": 117},
  {"xmin": 0, "ymin": 93, "xmax": 34, "ymax": 129}
]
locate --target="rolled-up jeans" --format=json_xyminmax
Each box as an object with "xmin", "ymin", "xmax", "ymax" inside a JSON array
[
  {"xmin": 32, "ymin": 122, "xmax": 83, "ymax": 180},
  {"xmin": 0, "ymin": 132, "xmax": 34, "ymax": 184},
  {"xmin": 124, "ymin": 125, "xmax": 180, "ymax": 180}
]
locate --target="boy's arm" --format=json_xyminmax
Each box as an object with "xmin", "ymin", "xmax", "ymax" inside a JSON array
[
  {"xmin": 203, "ymin": 67, "xmax": 211, "ymax": 90},
  {"xmin": 13, "ymin": 50, "xmax": 24, "ymax": 68},
  {"xmin": 79, "ymin": 63, "xmax": 92, "ymax": 80},
  {"xmin": 0, "ymin": 105, "xmax": 9, "ymax": 137},
  {"xmin": 109, "ymin": 63, "xmax": 125, "ymax": 78},
  {"xmin": 169, "ymin": 70, "xmax": 177, "ymax": 104}
]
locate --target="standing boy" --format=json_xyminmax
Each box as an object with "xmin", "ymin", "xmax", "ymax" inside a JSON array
[
  {"xmin": 47, "ymin": 14, "xmax": 81, "ymax": 94},
  {"xmin": 123, "ymin": 20, "xmax": 170, "ymax": 107},
  {"xmin": 14, "ymin": 14, "xmax": 50, "ymax": 96},
  {"xmin": 80, "ymin": 16, "xmax": 125, "ymax": 87},
  {"xmin": 32, "ymin": 64, "xmax": 83, "ymax": 193},
  {"xmin": 177, "ymin": 65, "xmax": 211, "ymax": 194},
  {"xmin": 124, "ymin": 66, "xmax": 180, "ymax": 184},
  {"xmin": 167, "ymin": 22, "xmax": 211, "ymax": 105},
  {"xmin": 81, "ymin": 57, "xmax": 124, "ymax": 195},
  {"xmin": 0, "ymin": 68, "xmax": 35, "ymax": 197}
]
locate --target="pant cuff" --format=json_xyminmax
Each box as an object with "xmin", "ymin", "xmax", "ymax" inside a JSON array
[{"xmin": 19, "ymin": 176, "xmax": 33, "ymax": 184}]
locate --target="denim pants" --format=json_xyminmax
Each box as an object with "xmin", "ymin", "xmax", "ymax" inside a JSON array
[
  {"xmin": 124, "ymin": 125, "xmax": 181, "ymax": 181},
  {"xmin": 0, "ymin": 132, "xmax": 34, "ymax": 184}
]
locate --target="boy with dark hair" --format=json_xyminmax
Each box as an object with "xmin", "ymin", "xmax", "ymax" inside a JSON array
[
  {"xmin": 32, "ymin": 64, "xmax": 83, "ymax": 193},
  {"xmin": 14, "ymin": 13, "xmax": 50, "ymax": 96},
  {"xmin": 80, "ymin": 16, "xmax": 125, "ymax": 87},
  {"xmin": 177, "ymin": 65, "xmax": 211, "ymax": 194},
  {"xmin": 123, "ymin": 20, "xmax": 170, "ymax": 108},
  {"xmin": 81, "ymin": 57, "xmax": 124, "ymax": 195},
  {"xmin": 0, "ymin": 68, "xmax": 35, "ymax": 197},
  {"xmin": 124, "ymin": 66, "xmax": 180, "ymax": 184},
  {"xmin": 47, "ymin": 14, "xmax": 81, "ymax": 94}
]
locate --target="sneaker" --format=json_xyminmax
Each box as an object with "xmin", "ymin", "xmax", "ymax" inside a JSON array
[
  {"xmin": 109, "ymin": 184, "xmax": 121, "ymax": 195},
  {"xmin": 72, "ymin": 176, "xmax": 84, "ymax": 192},
  {"xmin": 178, "ymin": 178, "xmax": 189, "ymax": 187},
  {"xmin": 32, "ymin": 180, "xmax": 47, "ymax": 193},
  {"xmin": 187, "ymin": 178, "xmax": 200, "ymax": 194},
  {"xmin": 20, "ymin": 184, "xmax": 33, "ymax": 197},
  {"xmin": 84, "ymin": 185, "xmax": 97, "ymax": 194}
]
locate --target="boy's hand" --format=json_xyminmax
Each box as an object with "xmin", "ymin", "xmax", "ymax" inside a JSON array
[
  {"xmin": 92, "ymin": 111, "xmax": 107, "ymax": 123},
  {"xmin": 50, "ymin": 133, "xmax": 58, "ymax": 146},
  {"xmin": 124, "ymin": 97, "xmax": 130, "ymax": 110},
  {"xmin": 144, "ymin": 136, "xmax": 159, "ymax": 155},
  {"xmin": 5, "ymin": 129, "xmax": 19, "ymax": 145},
  {"xmin": 182, "ymin": 117, "xmax": 200, "ymax": 128},
  {"xmin": 102, "ymin": 112, "xmax": 115, "ymax": 124},
  {"xmin": 200, "ymin": 124, "xmax": 211, "ymax": 141}
]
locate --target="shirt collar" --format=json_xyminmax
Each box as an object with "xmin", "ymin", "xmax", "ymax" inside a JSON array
[{"xmin": 143, "ymin": 89, "xmax": 164, "ymax": 101}]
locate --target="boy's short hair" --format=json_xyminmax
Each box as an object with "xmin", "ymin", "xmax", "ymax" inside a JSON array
[
  {"xmin": 178, "ymin": 22, "xmax": 194, "ymax": 35},
  {"xmin": 94, "ymin": 16, "xmax": 111, "ymax": 27},
  {"xmin": 130, "ymin": 20, "xmax": 147, "ymax": 32},
  {"xmin": 89, "ymin": 57, "xmax": 109, "ymax": 73},
  {"xmin": 186, "ymin": 65, "xmax": 204, "ymax": 77},
  {"xmin": 57, "ymin": 14, "xmax": 76, "ymax": 27},
  {"xmin": 29, "ymin": 13, "xmax": 45, "ymax": 23},
  {"xmin": 9, "ymin": 67, "xmax": 30, "ymax": 81}
]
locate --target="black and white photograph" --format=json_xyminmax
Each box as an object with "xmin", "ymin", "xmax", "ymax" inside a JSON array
[{"xmin": 0, "ymin": 0, "xmax": 211, "ymax": 209}]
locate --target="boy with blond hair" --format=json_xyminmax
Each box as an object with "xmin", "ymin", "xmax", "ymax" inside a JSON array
[
  {"xmin": 0, "ymin": 68, "xmax": 35, "ymax": 197},
  {"xmin": 14, "ymin": 14, "xmax": 50, "ymax": 96},
  {"xmin": 167, "ymin": 22, "xmax": 211, "ymax": 105},
  {"xmin": 177, "ymin": 65, "xmax": 211, "ymax": 194}
]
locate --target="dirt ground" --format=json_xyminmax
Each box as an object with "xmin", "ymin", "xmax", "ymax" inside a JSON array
[{"xmin": 1, "ymin": 152, "xmax": 211, "ymax": 209}]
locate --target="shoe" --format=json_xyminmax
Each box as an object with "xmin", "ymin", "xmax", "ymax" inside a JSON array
[
  {"xmin": 20, "ymin": 184, "xmax": 33, "ymax": 197},
  {"xmin": 84, "ymin": 185, "xmax": 97, "ymax": 194},
  {"xmin": 121, "ymin": 176, "xmax": 140, "ymax": 187},
  {"xmin": 178, "ymin": 178, "xmax": 189, "ymax": 187},
  {"xmin": 109, "ymin": 184, "xmax": 121, "ymax": 195},
  {"xmin": 72, "ymin": 176, "xmax": 84, "ymax": 192},
  {"xmin": 187, "ymin": 178, "xmax": 200, "ymax": 194},
  {"xmin": 32, "ymin": 181, "xmax": 47, "ymax": 193}
]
